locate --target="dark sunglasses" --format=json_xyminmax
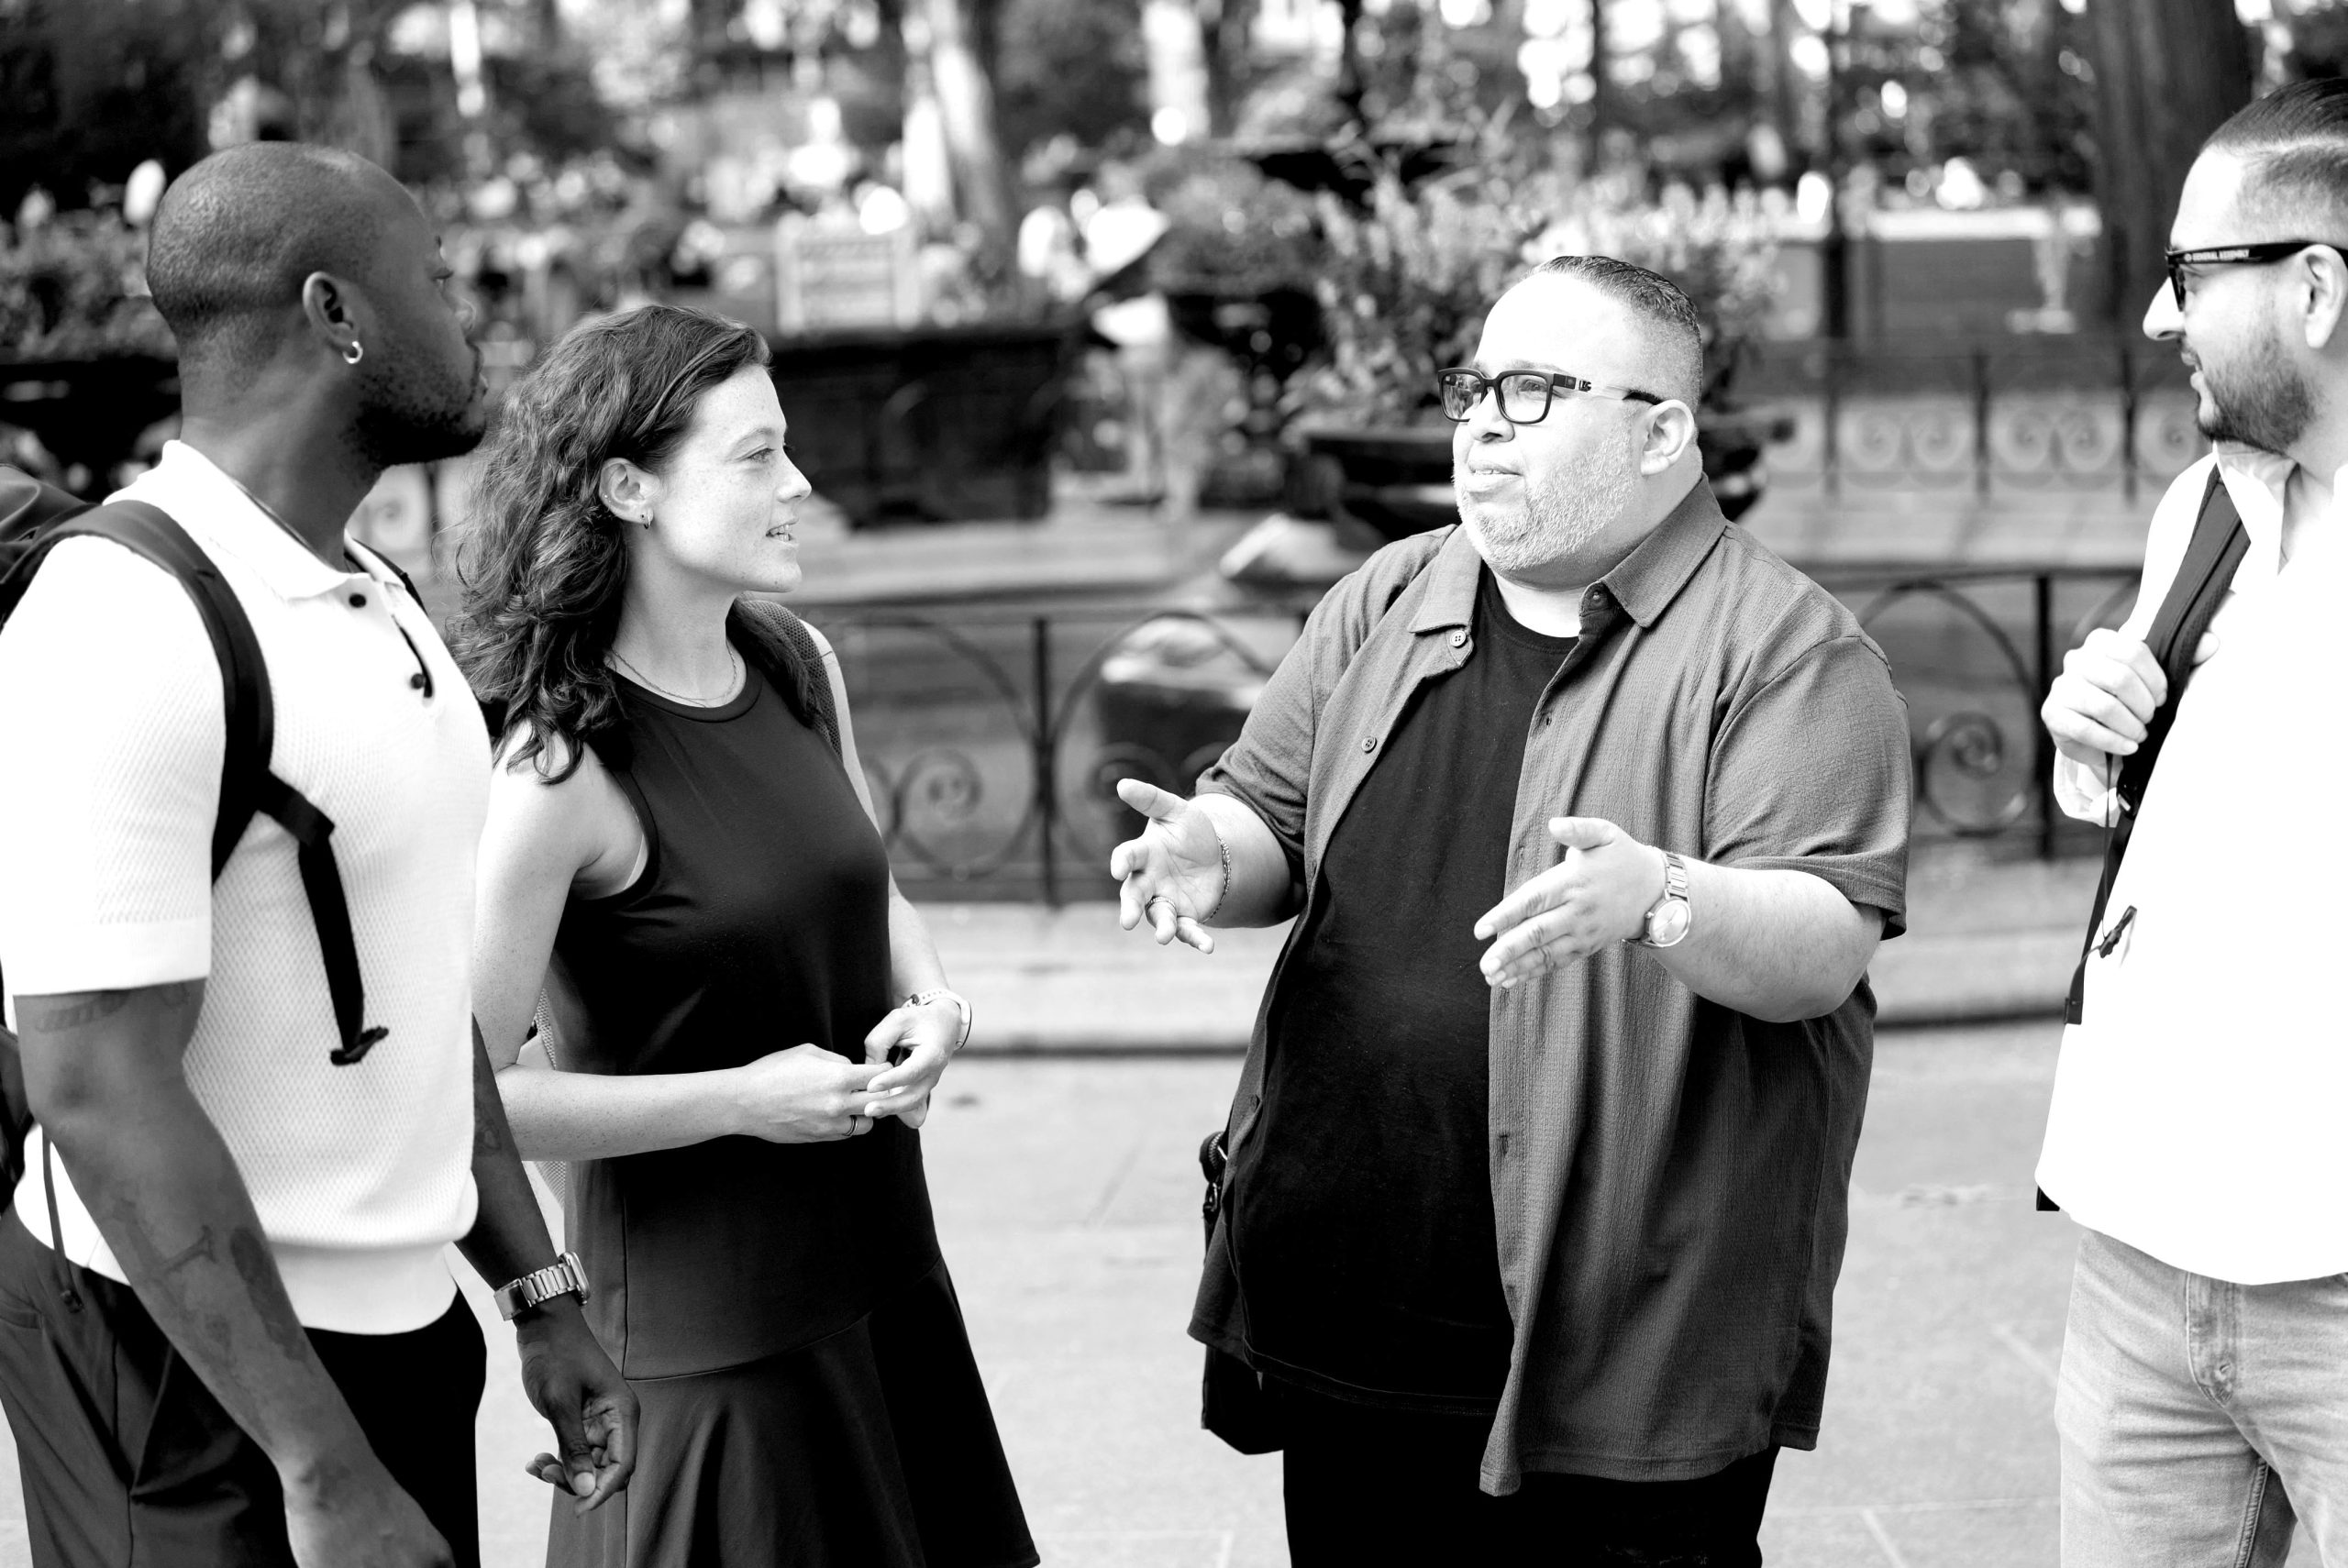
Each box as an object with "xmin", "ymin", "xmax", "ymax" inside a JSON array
[
  {"xmin": 1435, "ymin": 367, "xmax": 1665, "ymax": 425},
  {"xmin": 2163, "ymin": 241, "xmax": 2343, "ymax": 309}
]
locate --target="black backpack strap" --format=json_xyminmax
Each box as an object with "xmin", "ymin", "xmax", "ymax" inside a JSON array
[
  {"xmin": 731, "ymin": 598, "xmax": 842, "ymax": 760},
  {"xmin": 2064, "ymin": 468, "xmax": 2249, "ymax": 1026},
  {"xmin": 4, "ymin": 501, "xmax": 275, "ymax": 875},
  {"xmin": 2, "ymin": 502, "xmax": 380, "ymax": 1066}
]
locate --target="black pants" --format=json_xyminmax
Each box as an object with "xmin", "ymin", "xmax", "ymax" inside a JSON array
[
  {"xmin": 1279, "ymin": 1383, "xmax": 1778, "ymax": 1567},
  {"xmin": 0, "ymin": 1209, "xmax": 486, "ymax": 1567}
]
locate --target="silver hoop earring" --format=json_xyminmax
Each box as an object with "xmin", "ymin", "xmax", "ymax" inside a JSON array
[{"xmin": 342, "ymin": 340, "xmax": 364, "ymax": 367}]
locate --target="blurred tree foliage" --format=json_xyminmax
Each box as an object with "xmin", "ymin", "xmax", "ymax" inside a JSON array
[
  {"xmin": 2282, "ymin": 0, "xmax": 2348, "ymax": 77},
  {"xmin": 0, "ymin": 209, "xmax": 173, "ymax": 357},
  {"xmin": 994, "ymin": 0, "xmax": 1149, "ymax": 160},
  {"xmin": 1880, "ymin": 0, "xmax": 2099, "ymax": 192},
  {"xmin": 0, "ymin": 0, "xmax": 216, "ymax": 214},
  {"xmin": 0, "ymin": 0, "xmax": 618, "ymax": 212}
]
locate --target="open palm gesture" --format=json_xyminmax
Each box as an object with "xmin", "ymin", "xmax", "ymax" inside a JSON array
[{"xmin": 1108, "ymin": 778, "xmax": 1225, "ymax": 953}]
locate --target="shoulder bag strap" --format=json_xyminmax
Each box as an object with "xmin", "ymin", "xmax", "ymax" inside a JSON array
[{"xmin": 2064, "ymin": 468, "xmax": 2249, "ymax": 1026}]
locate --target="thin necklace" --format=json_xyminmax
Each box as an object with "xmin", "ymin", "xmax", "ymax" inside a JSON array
[{"xmin": 611, "ymin": 645, "xmax": 743, "ymax": 707}]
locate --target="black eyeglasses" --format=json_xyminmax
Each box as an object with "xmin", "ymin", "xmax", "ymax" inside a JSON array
[
  {"xmin": 2164, "ymin": 240, "xmax": 2343, "ymax": 309},
  {"xmin": 1435, "ymin": 366, "xmax": 1665, "ymax": 425}
]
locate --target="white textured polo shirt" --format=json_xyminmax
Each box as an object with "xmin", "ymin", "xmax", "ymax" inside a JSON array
[
  {"xmin": 0, "ymin": 442, "xmax": 484, "ymax": 1332},
  {"xmin": 2038, "ymin": 446, "xmax": 2348, "ymax": 1284}
]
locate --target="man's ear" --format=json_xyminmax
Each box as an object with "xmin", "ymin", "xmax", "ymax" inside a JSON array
[
  {"xmin": 1639, "ymin": 401, "xmax": 1699, "ymax": 476},
  {"xmin": 299, "ymin": 271, "xmax": 367, "ymax": 365},
  {"xmin": 598, "ymin": 458, "xmax": 659, "ymax": 525},
  {"xmin": 2300, "ymin": 244, "xmax": 2348, "ymax": 351}
]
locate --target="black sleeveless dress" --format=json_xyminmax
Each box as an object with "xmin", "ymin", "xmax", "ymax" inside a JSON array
[{"xmin": 543, "ymin": 653, "xmax": 1035, "ymax": 1568}]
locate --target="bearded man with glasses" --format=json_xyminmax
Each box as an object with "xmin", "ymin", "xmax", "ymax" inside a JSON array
[
  {"xmin": 1108, "ymin": 254, "xmax": 1911, "ymax": 1563},
  {"xmin": 2037, "ymin": 76, "xmax": 2348, "ymax": 1567}
]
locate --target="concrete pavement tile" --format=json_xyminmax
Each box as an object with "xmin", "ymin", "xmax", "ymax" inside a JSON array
[
  {"xmin": 1788, "ymin": 1024, "xmax": 2076, "ymax": 1511},
  {"xmin": 1857, "ymin": 1497, "xmax": 2058, "ymax": 1568},
  {"xmin": 0, "ymin": 1031, "xmax": 2114, "ymax": 1565},
  {"xmin": 1757, "ymin": 1507, "xmax": 1909, "ymax": 1567},
  {"xmin": 1027, "ymin": 1529, "xmax": 1249, "ymax": 1567}
]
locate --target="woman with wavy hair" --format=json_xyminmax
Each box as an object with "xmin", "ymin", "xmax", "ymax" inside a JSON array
[{"xmin": 451, "ymin": 304, "xmax": 1034, "ymax": 1568}]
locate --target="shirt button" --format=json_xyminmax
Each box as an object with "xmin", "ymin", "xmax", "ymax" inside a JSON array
[
  {"xmin": 1361, "ymin": 735, "xmax": 1378, "ymax": 753},
  {"xmin": 1449, "ymin": 628, "xmax": 1468, "ymax": 647},
  {"xmin": 349, "ymin": 592, "xmax": 368, "ymax": 608},
  {"xmin": 409, "ymin": 672, "xmax": 428, "ymax": 690}
]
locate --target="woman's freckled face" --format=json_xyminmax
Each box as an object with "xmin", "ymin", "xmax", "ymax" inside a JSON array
[{"xmin": 645, "ymin": 366, "xmax": 815, "ymax": 596}]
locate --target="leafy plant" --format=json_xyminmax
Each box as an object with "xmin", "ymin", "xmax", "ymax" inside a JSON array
[
  {"xmin": 1147, "ymin": 153, "xmax": 1324, "ymax": 299},
  {"xmin": 0, "ymin": 210, "xmax": 172, "ymax": 359},
  {"xmin": 1284, "ymin": 131, "xmax": 1781, "ymax": 431}
]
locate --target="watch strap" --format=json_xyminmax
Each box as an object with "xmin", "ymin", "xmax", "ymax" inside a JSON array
[
  {"xmin": 493, "ymin": 1250, "xmax": 590, "ymax": 1320},
  {"xmin": 1634, "ymin": 851, "xmax": 1691, "ymax": 947},
  {"xmin": 903, "ymin": 987, "xmax": 972, "ymax": 1052}
]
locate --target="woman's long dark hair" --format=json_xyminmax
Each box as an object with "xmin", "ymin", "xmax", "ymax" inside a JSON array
[{"xmin": 449, "ymin": 304, "xmax": 773, "ymax": 781}]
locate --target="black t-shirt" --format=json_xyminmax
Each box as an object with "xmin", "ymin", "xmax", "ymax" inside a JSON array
[{"xmin": 1230, "ymin": 568, "xmax": 1577, "ymax": 1409}]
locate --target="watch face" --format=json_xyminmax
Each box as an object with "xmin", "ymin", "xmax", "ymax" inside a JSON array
[{"xmin": 1647, "ymin": 900, "xmax": 1692, "ymax": 947}]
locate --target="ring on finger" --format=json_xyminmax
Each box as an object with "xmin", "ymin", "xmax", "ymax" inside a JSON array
[{"xmin": 1146, "ymin": 894, "xmax": 1176, "ymax": 919}]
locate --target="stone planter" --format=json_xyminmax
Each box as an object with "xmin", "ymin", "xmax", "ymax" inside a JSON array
[{"xmin": 765, "ymin": 321, "xmax": 1077, "ymax": 527}]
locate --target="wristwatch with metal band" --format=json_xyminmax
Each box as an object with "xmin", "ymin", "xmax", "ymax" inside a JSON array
[
  {"xmin": 903, "ymin": 987, "xmax": 973, "ymax": 1053},
  {"xmin": 493, "ymin": 1251, "xmax": 591, "ymax": 1320},
  {"xmin": 1634, "ymin": 851, "xmax": 1693, "ymax": 948}
]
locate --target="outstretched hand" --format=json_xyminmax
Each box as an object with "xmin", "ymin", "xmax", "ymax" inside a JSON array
[
  {"xmin": 1108, "ymin": 778, "xmax": 1224, "ymax": 954},
  {"xmin": 1473, "ymin": 816, "xmax": 1666, "ymax": 988}
]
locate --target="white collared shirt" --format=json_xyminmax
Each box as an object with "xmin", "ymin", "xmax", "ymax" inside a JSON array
[
  {"xmin": 0, "ymin": 442, "xmax": 484, "ymax": 1331},
  {"xmin": 2038, "ymin": 445, "xmax": 2348, "ymax": 1284}
]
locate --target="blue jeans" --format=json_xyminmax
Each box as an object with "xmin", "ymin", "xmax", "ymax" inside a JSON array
[{"xmin": 2058, "ymin": 1228, "xmax": 2348, "ymax": 1566}]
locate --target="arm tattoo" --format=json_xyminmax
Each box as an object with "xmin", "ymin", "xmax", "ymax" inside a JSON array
[
  {"xmin": 158, "ymin": 1225, "xmax": 220, "ymax": 1275},
  {"xmin": 20, "ymin": 982, "xmax": 200, "ymax": 1035},
  {"xmin": 19, "ymin": 994, "xmax": 129, "ymax": 1032},
  {"xmin": 229, "ymin": 1226, "xmax": 314, "ymax": 1364}
]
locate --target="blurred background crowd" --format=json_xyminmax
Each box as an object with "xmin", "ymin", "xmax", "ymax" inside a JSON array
[
  {"xmin": 0, "ymin": 0, "xmax": 2334, "ymax": 904},
  {"xmin": 3, "ymin": 0, "xmax": 2340, "ymax": 520}
]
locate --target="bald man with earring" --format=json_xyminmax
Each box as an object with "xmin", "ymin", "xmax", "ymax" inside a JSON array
[{"xmin": 0, "ymin": 144, "xmax": 635, "ymax": 1568}]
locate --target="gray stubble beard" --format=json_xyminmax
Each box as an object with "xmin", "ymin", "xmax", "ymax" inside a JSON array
[{"xmin": 1458, "ymin": 444, "xmax": 1639, "ymax": 579}]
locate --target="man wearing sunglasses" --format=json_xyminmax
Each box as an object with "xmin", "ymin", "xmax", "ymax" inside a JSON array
[
  {"xmin": 1110, "ymin": 255, "xmax": 1910, "ymax": 1562},
  {"xmin": 2037, "ymin": 77, "xmax": 2348, "ymax": 1567}
]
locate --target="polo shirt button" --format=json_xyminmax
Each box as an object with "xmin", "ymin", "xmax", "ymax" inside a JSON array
[
  {"xmin": 349, "ymin": 593, "xmax": 367, "ymax": 608},
  {"xmin": 1449, "ymin": 628, "xmax": 1468, "ymax": 647},
  {"xmin": 409, "ymin": 672, "xmax": 427, "ymax": 690},
  {"xmin": 1361, "ymin": 735, "xmax": 1377, "ymax": 753}
]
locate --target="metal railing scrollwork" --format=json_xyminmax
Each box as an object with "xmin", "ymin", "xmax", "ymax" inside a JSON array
[{"xmin": 827, "ymin": 560, "xmax": 2139, "ymax": 903}]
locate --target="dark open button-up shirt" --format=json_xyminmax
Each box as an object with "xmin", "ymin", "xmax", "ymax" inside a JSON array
[{"xmin": 1192, "ymin": 478, "xmax": 1912, "ymax": 1492}]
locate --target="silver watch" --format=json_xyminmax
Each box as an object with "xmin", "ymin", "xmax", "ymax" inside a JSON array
[
  {"xmin": 1633, "ymin": 851, "xmax": 1693, "ymax": 948},
  {"xmin": 493, "ymin": 1250, "xmax": 591, "ymax": 1320}
]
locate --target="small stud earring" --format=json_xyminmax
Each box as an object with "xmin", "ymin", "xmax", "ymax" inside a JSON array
[{"xmin": 343, "ymin": 340, "xmax": 364, "ymax": 367}]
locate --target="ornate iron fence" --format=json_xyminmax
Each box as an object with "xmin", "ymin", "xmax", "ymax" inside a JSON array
[
  {"xmin": 822, "ymin": 560, "xmax": 2141, "ymax": 904},
  {"xmin": 1739, "ymin": 334, "xmax": 2201, "ymax": 502}
]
